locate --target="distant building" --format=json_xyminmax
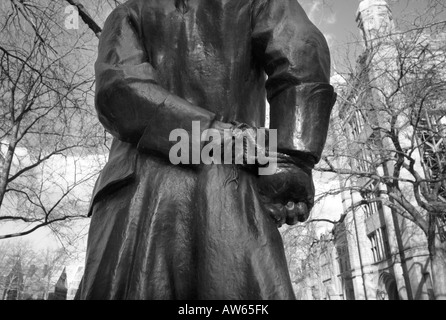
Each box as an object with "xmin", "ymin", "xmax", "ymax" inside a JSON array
[
  {"xmin": 2, "ymin": 258, "xmax": 24, "ymax": 300},
  {"xmin": 48, "ymin": 267, "xmax": 68, "ymax": 300},
  {"xmin": 1, "ymin": 261, "xmax": 76, "ymax": 300}
]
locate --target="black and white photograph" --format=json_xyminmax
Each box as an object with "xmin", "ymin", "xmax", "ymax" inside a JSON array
[{"xmin": 0, "ymin": 0, "xmax": 445, "ymax": 308}]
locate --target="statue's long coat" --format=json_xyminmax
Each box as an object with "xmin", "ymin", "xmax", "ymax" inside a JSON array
[{"xmin": 76, "ymin": 0, "xmax": 332, "ymax": 299}]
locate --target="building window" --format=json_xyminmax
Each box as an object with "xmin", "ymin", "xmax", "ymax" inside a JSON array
[
  {"xmin": 345, "ymin": 255, "xmax": 351, "ymax": 271},
  {"xmin": 369, "ymin": 233, "xmax": 378, "ymax": 262},
  {"xmin": 360, "ymin": 183, "xmax": 382, "ymax": 218},
  {"xmin": 336, "ymin": 244, "xmax": 351, "ymax": 275},
  {"xmin": 344, "ymin": 278, "xmax": 355, "ymax": 300},
  {"xmin": 349, "ymin": 109, "xmax": 366, "ymax": 141},
  {"xmin": 338, "ymin": 257, "xmax": 345, "ymax": 274},
  {"xmin": 368, "ymin": 227, "xmax": 391, "ymax": 262},
  {"xmin": 339, "ymin": 256, "xmax": 351, "ymax": 273}
]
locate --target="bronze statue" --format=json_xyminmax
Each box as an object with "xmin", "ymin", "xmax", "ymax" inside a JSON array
[{"xmin": 76, "ymin": 0, "xmax": 336, "ymax": 300}]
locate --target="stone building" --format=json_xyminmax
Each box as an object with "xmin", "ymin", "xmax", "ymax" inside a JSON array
[
  {"xmin": 48, "ymin": 267, "xmax": 68, "ymax": 300},
  {"xmin": 2, "ymin": 259, "xmax": 24, "ymax": 300},
  {"xmin": 1, "ymin": 260, "xmax": 72, "ymax": 300},
  {"xmin": 296, "ymin": 0, "xmax": 445, "ymax": 300}
]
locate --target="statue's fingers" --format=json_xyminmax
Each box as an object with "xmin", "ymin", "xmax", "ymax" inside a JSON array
[
  {"xmin": 264, "ymin": 202, "xmax": 286, "ymax": 227},
  {"xmin": 285, "ymin": 202, "xmax": 299, "ymax": 225},
  {"xmin": 295, "ymin": 202, "xmax": 310, "ymax": 222}
]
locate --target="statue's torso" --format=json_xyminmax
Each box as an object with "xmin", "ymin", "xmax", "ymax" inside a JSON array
[{"xmin": 127, "ymin": 0, "xmax": 267, "ymax": 127}]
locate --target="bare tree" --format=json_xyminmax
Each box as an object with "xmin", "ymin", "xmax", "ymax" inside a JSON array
[
  {"xmin": 0, "ymin": 0, "xmax": 109, "ymax": 242},
  {"xmin": 281, "ymin": 222, "xmax": 325, "ymax": 299},
  {"xmin": 316, "ymin": 2, "xmax": 446, "ymax": 299}
]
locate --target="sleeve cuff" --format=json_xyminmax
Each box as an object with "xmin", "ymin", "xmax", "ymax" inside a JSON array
[{"xmin": 269, "ymin": 83, "xmax": 337, "ymax": 164}]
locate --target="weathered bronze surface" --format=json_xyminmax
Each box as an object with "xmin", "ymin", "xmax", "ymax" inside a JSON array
[{"xmin": 76, "ymin": 0, "xmax": 336, "ymax": 300}]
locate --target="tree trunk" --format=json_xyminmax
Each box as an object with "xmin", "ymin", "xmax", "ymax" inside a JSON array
[
  {"xmin": 0, "ymin": 143, "xmax": 14, "ymax": 208},
  {"xmin": 0, "ymin": 124, "xmax": 19, "ymax": 208},
  {"xmin": 430, "ymin": 235, "xmax": 446, "ymax": 300}
]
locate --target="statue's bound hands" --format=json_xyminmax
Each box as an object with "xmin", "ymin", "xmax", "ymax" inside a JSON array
[
  {"xmin": 209, "ymin": 120, "xmax": 315, "ymax": 226},
  {"xmin": 209, "ymin": 120, "xmax": 268, "ymax": 170},
  {"xmin": 257, "ymin": 154, "xmax": 315, "ymax": 227}
]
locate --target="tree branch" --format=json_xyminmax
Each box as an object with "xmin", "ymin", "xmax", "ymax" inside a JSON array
[
  {"xmin": 0, "ymin": 216, "xmax": 85, "ymax": 240},
  {"xmin": 64, "ymin": 0, "xmax": 102, "ymax": 38}
]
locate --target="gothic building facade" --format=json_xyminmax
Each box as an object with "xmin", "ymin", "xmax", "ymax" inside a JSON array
[{"xmin": 296, "ymin": 0, "xmax": 445, "ymax": 300}]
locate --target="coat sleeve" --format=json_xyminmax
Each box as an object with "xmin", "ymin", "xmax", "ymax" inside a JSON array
[
  {"xmin": 94, "ymin": 4, "xmax": 217, "ymax": 158},
  {"xmin": 252, "ymin": 0, "xmax": 336, "ymax": 165}
]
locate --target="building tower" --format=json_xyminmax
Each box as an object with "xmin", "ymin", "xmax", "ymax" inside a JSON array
[
  {"xmin": 356, "ymin": 0, "xmax": 395, "ymax": 47},
  {"xmin": 340, "ymin": 0, "xmax": 441, "ymax": 300},
  {"xmin": 336, "ymin": 0, "xmax": 415, "ymax": 300}
]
